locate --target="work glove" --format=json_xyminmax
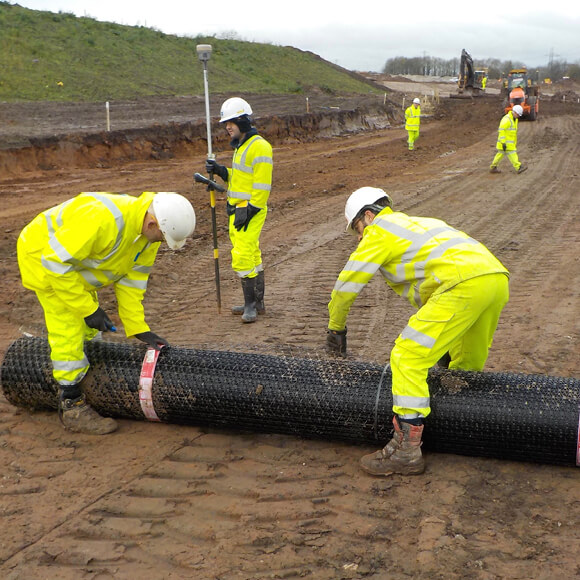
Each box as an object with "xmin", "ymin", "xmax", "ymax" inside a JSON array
[
  {"xmin": 233, "ymin": 203, "xmax": 262, "ymax": 232},
  {"xmin": 502, "ymin": 143, "xmax": 507, "ymax": 151},
  {"xmin": 135, "ymin": 331, "xmax": 170, "ymax": 350},
  {"xmin": 205, "ymin": 159, "xmax": 228, "ymax": 181},
  {"xmin": 84, "ymin": 307, "xmax": 116, "ymax": 332},
  {"xmin": 326, "ymin": 328, "xmax": 347, "ymax": 357}
]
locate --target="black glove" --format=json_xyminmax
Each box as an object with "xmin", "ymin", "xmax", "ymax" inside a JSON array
[
  {"xmin": 326, "ymin": 328, "xmax": 347, "ymax": 357},
  {"xmin": 135, "ymin": 331, "xmax": 169, "ymax": 350},
  {"xmin": 205, "ymin": 159, "xmax": 228, "ymax": 181},
  {"xmin": 502, "ymin": 143, "xmax": 507, "ymax": 151},
  {"xmin": 84, "ymin": 307, "xmax": 116, "ymax": 332},
  {"xmin": 233, "ymin": 204, "xmax": 262, "ymax": 232}
]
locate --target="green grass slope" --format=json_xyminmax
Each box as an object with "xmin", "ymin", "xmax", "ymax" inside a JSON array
[{"xmin": 0, "ymin": 2, "xmax": 381, "ymax": 102}]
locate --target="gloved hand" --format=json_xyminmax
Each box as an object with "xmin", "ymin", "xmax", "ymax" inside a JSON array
[
  {"xmin": 205, "ymin": 159, "xmax": 228, "ymax": 181},
  {"xmin": 502, "ymin": 143, "xmax": 507, "ymax": 151},
  {"xmin": 233, "ymin": 204, "xmax": 262, "ymax": 232},
  {"xmin": 84, "ymin": 307, "xmax": 116, "ymax": 332},
  {"xmin": 135, "ymin": 331, "xmax": 169, "ymax": 350},
  {"xmin": 326, "ymin": 328, "xmax": 347, "ymax": 357}
]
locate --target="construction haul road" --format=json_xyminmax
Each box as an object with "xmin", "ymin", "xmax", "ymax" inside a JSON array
[{"xmin": 0, "ymin": 84, "xmax": 579, "ymax": 579}]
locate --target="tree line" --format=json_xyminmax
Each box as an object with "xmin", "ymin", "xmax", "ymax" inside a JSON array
[{"xmin": 383, "ymin": 55, "xmax": 580, "ymax": 81}]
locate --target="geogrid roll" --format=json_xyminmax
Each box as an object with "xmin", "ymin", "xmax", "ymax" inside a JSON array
[{"xmin": 1, "ymin": 336, "xmax": 579, "ymax": 467}]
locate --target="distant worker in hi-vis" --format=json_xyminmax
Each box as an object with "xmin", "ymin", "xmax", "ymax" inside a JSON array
[
  {"xmin": 404, "ymin": 98, "xmax": 421, "ymax": 150},
  {"xmin": 490, "ymin": 104, "xmax": 527, "ymax": 174}
]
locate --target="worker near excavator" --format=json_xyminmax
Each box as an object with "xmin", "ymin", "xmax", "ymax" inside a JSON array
[
  {"xmin": 490, "ymin": 104, "xmax": 527, "ymax": 174},
  {"xmin": 206, "ymin": 97, "xmax": 273, "ymax": 323},
  {"xmin": 17, "ymin": 191, "xmax": 196, "ymax": 435},
  {"xmin": 481, "ymin": 76, "xmax": 487, "ymax": 91},
  {"xmin": 326, "ymin": 187, "xmax": 509, "ymax": 476},
  {"xmin": 404, "ymin": 97, "xmax": 421, "ymax": 150}
]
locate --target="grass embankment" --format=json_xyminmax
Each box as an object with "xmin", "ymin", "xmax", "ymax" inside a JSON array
[{"xmin": 0, "ymin": 2, "xmax": 380, "ymax": 102}]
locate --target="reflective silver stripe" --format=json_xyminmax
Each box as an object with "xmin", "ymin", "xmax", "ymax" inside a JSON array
[
  {"xmin": 236, "ymin": 268, "xmax": 254, "ymax": 277},
  {"xmin": 57, "ymin": 369, "xmax": 88, "ymax": 386},
  {"xmin": 401, "ymin": 325, "xmax": 436, "ymax": 348},
  {"xmin": 48, "ymin": 236, "xmax": 74, "ymax": 263},
  {"xmin": 255, "ymin": 263, "xmax": 264, "ymax": 272},
  {"xmin": 398, "ymin": 412, "xmax": 426, "ymax": 420},
  {"xmin": 79, "ymin": 270, "xmax": 103, "ymax": 287},
  {"xmin": 117, "ymin": 277, "xmax": 148, "ymax": 289},
  {"xmin": 41, "ymin": 256, "xmax": 75, "ymax": 274},
  {"xmin": 53, "ymin": 356, "xmax": 89, "ymax": 371},
  {"xmin": 227, "ymin": 191, "xmax": 252, "ymax": 200},
  {"xmin": 393, "ymin": 394, "xmax": 430, "ymax": 408},
  {"xmin": 133, "ymin": 265, "xmax": 152, "ymax": 274},
  {"xmin": 232, "ymin": 162, "xmax": 253, "ymax": 174},
  {"xmin": 253, "ymin": 182, "xmax": 271, "ymax": 192},
  {"xmin": 252, "ymin": 155, "xmax": 273, "ymax": 165},
  {"xmin": 344, "ymin": 259, "xmax": 380, "ymax": 275},
  {"xmin": 333, "ymin": 280, "xmax": 366, "ymax": 293},
  {"xmin": 84, "ymin": 193, "xmax": 125, "ymax": 259}
]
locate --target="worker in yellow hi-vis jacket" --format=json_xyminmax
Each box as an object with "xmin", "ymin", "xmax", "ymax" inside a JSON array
[
  {"xmin": 206, "ymin": 97, "xmax": 273, "ymax": 324},
  {"xmin": 17, "ymin": 191, "xmax": 196, "ymax": 435},
  {"xmin": 326, "ymin": 187, "xmax": 509, "ymax": 477},
  {"xmin": 490, "ymin": 104, "xmax": 527, "ymax": 174},
  {"xmin": 404, "ymin": 97, "xmax": 421, "ymax": 150}
]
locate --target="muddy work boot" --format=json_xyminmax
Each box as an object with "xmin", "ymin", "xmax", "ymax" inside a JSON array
[
  {"xmin": 232, "ymin": 271, "xmax": 266, "ymax": 316},
  {"xmin": 240, "ymin": 276, "xmax": 257, "ymax": 323},
  {"xmin": 489, "ymin": 166, "xmax": 501, "ymax": 174},
  {"xmin": 59, "ymin": 394, "xmax": 117, "ymax": 435},
  {"xmin": 516, "ymin": 165, "xmax": 528, "ymax": 174},
  {"xmin": 360, "ymin": 416, "xmax": 424, "ymax": 476}
]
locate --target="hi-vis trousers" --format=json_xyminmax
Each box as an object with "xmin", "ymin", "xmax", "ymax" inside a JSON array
[
  {"xmin": 407, "ymin": 130, "xmax": 419, "ymax": 150},
  {"xmin": 36, "ymin": 289, "xmax": 100, "ymax": 387},
  {"xmin": 390, "ymin": 273, "xmax": 509, "ymax": 419},
  {"xmin": 228, "ymin": 207, "xmax": 267, "ymax": 279}
]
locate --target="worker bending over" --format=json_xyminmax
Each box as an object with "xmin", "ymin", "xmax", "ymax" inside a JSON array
[
  {"xmin": 404, "ymin": 98, "xmax": 421, "ymax": 150},
  {"xmin": 490, "ymin": 104, "xmax": 527, "ymax": 174},
  {"xmin": 206, "ymin": 97, "xmax": 273, "ymax": 323},
  {"xmin": 326, "ymin": 187, "xmax": 509, "ymax": 476},
  {"xmin": 17, "ymin": 191, "xmax": 196, "ymax": 435}
]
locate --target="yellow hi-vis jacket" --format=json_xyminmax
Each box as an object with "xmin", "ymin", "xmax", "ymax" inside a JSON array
[
  {"xmin": 328, "ymin": 208, "xmax": 509, "ymax": 331},
  {"xmin": 496, "ymin": 111, "xmax": 518, "ymax": 151},
  {"xmin": 405, "ymin": 104, "xmax": 421, "ymax": 131},
  {"xmin": 226, "ymin": 134, "xmax": 273, "ymax": 209},
  {"xmin": 17, "ymin": 192, "xmax": 159, "ymax": 337}
]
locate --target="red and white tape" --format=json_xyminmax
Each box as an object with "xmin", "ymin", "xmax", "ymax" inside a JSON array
[{"xmin": 139, "ymin": 347, "xmax": 161, "ymax": 422}]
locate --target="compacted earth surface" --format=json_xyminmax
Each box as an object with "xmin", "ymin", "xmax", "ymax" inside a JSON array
[{"xmin": 0, "ymin": 83, "xmax": 579, "ymax": 579}]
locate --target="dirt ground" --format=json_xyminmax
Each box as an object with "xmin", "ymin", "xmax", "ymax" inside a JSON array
[{"xmin": 0, "ymin": 82, "xmax": 579, "ymax": 579}]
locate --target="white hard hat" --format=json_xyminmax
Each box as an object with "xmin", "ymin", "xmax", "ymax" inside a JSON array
[
  {"xmin": 220, "ymin": 97, "xmax": 253, "ymax": 123},
  {"xmin": 512, "ymin": 104, "xmax": 524, "ymax": 116},
  {"xmin": 345, "ymin": 187, "xmax": 392, "ymax": 232},
  {"xmin": 413, "ymin": 98, "xmax": 421, "ymax": 104},
  {"xmin": 152, "ymin": 192, "xmax": 196, "ymax": 250}
]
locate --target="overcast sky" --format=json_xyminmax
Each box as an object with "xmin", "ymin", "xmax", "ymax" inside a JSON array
[{"xmin": 9, "ymin": 0, "xmax": 580, "ymax": 72}]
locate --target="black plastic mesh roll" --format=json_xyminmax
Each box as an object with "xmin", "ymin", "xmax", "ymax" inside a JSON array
[{"xmin": 1, "ymin": 336, "xmax": 579, "ymax": 467}]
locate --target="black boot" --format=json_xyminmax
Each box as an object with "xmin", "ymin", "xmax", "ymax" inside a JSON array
[
  {"xmin": 240, "ymin": 277, "xmax": 257, "ymax": 323},
  {"xmin": 232, "ymin": 271, "xmax": 266, "ymax": 316},
  {"xmin": 254, "ymin": 271, "xmax": 266, "ymax": 315}
]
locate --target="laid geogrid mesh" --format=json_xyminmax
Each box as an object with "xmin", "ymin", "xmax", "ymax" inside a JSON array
[{"xmin": 1, "ymin": 336, "xmax": 579, "ymax": 466}]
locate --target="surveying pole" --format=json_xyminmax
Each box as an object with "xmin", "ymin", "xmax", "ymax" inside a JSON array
[{"xmin": 196, "ymin": 43, "xmax": 221, "ymax": 313}]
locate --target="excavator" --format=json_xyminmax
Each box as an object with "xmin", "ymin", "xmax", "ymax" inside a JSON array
[
  {"xmin": 455, "ymin": 49, "xmax": 487, "ymax": 97},
  {"xmin": 502, "ymin": 68, "xmax": 540, "ymax": 120}
]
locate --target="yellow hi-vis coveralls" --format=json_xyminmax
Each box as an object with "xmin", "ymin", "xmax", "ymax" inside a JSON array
[
  {"xmin": 404, "ymin": 104, "xmax": 421, "ymax": 150},
  {"xmin": 17, "ymin": 192, "xmax": 159, "ymax": 387},
  {"xmin": 490, "ymin": 110, "xmax": 521, "ymax": 171},
  {"xmin": 328, "ymin": 207, "xmax": 509, "ymax": 420},
  {"xmin": 226, "ymin": 132, "xmax": 273, "ymax": 279}
]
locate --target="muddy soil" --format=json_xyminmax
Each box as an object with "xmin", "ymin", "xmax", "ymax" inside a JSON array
[{"xmin": 0, "ymin": 88, "xmax": 579, "ymax": 579}]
